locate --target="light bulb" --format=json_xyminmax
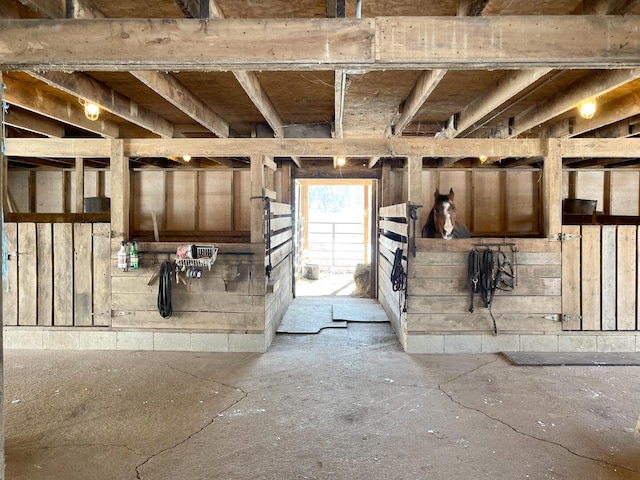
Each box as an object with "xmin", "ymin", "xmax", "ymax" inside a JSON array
[
  {"xmin": 83, "ymin": 101, "xmax": 100, "ymax": 121},
  {"xmin": 579, "ymin": 101, "xmax": 596, "ymax": 119}
]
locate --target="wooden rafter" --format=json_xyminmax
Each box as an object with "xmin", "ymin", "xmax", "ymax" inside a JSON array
[
  {"xmin": 4, "ymin": 106, "xmax": 64, "ymax": 138},
  {"xmin": 455, "ymin": 69, "xmax": 554, "ymax": 137},
  {"xmin": 509, "ymin": 68, "xmax": 640, "ymax": 138},
  {"xmin": 391, "ymin": 69, "xmax": 446, "ymax": 137},
  {"xmin": 130, "ymin": 71, "xmax": 229, "ymax": 138},
  {"xmin": 3, "ymin": 75, "xmax": 119, "ymax": 138},
  {"xmin": 28, "ymin": 70, "xmax": 175, "ymax": 138},
  {"xmin": 545, "ymin": 90, "xmax": 640, "ymax": 139}
]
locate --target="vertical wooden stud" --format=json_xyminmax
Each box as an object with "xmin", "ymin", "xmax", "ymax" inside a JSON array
[
  {"xmin": 544, "ymin": 139, "xmax": 562, "ymax": 238},
  {"xmin": 75, "ymin": 156, "xmax": 84, "ymax": 214},
  {"xmin": 110, "ymin": 139, "xmax": 129, "ymax": 241},
  {"xmin": 250, "ymin": 155, "xmax": 265, "ymax": 244}
]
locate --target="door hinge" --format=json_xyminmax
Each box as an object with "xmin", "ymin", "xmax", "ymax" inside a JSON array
[
  {"xmin": 544, "ymin": 314, "xmax": 581, "ymax": 322},
  {"xmin": 548, "ymin": 233, "xmax": 581, "ymax": 242}
]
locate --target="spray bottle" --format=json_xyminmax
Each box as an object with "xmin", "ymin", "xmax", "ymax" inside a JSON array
[{"xmin": 117, "ymin": 241, "xmax": 129, "ymax": 271}]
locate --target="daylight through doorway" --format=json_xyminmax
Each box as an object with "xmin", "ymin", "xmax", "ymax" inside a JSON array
[{"xmin": 295, "ymin": 180, "xmax": 374, "ymax": 297}]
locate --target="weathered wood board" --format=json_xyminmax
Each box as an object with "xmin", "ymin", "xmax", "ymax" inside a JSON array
[{"xmin": 18, "ymin": 223, "xmax": 37, "ymax": 326}]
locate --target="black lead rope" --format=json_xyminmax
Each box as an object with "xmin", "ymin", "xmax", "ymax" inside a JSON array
[
  {"xmin": 391, "ymin": 248, "xmax": 406, "ymax": 292},
  {"xmin": 480, "ymin": 249, "xmax": 498, "ymax": 336},
  {"xmin": 157, "ymin": 260, "xmax": 173, "ymax": 319},
  {"xmin": 467, "ymin": 249, "xmax": 481, "ymax": 313}
]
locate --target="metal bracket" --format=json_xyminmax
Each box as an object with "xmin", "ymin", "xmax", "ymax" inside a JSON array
[
  {"xmin": 548, "ymin": 233, "xmax": 581, "ymax": 242},
  {"xmin": 544, "ymin": 314, "xmax": 581, "ymax": 322}
]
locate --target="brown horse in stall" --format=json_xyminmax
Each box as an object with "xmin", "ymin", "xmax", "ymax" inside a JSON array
[{"xmin": 422, "ymin": 188, "xmax": 471, "ymax": 239}]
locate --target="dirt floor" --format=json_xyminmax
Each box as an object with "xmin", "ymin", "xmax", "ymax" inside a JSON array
[{"xmin": 4, "ymin": 306, "xmax": 640, "ymax": 479}]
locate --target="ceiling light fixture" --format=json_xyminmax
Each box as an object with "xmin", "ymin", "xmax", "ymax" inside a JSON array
[
  {"xmin": 579, "ymin": 100, "xmax": 596, "ymax": 119},
  {"xmin": 335, "ymin": 156, "xmax": 346, "ymax": 167},
  {"xmin": 182, "ymin": 155, "xmax": 191, "ymax": 162},
  {"xmin": 479, "ymin": 155, "xmax": 488, "ymax": 164},
  {"xmin": 79, "ymin": 98, "xmax": 100, "ymax": 121}
]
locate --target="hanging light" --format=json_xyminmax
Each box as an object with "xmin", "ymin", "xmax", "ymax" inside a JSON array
[
  {"xmin": 182, "ymin": 155, "xmax": 191, "ymax": 162},
  {"xmin": 79, "ymin": 98, "xmax": 100, "ymax": 121},
  {"xmin": 579, "ymin": 100, "xmax": 596, "ymax": 119},
  {"xmin": 334, "ymin": 156, "xmax": 346, "ymax": 167},
  {"xmin": 479, "ymin": 155, "xmax": 488, "ymax": 164}
]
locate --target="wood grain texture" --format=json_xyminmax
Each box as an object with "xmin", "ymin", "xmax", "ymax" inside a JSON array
[{"xmin": 17, "ymin": 223, "xmax": 37, "ymax": 325}]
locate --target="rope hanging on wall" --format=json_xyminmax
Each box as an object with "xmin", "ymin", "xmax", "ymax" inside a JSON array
[
  {"xmin": 157, "ymin": 260, "xmax": 173, "ymax": 319},
  {"xmin": 467, "ymin": 244, "xmax": 516, "ymax": 336}
]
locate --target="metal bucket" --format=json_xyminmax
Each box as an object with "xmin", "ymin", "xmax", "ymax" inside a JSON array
[
  {"xmin": 563, "ymin": 198, "xmax": 597, "ymax": 215},
  {"xmin": 84, "ymin": 197, "xmax": 111, "ymax": 213}
]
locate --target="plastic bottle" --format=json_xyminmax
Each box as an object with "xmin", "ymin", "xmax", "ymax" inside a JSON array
[
  {"xmin": 117, "ymin": 241, "xmax": 129, "ymax": 270},
  {"xmin": 130, "ymin": 241, "xmax": 139, "ymax": 269}
]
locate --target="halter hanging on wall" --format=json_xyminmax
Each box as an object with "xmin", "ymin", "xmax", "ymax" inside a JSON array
[{"xmin": 467, "ymin": 243, "xmax": 517, "ymax": 335}]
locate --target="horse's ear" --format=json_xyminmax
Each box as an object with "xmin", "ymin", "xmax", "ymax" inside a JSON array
[
  {"xmin": 448, "ymin": 188, "xmax": 455, "ymax": 200},
  {"xmin": 434, "ymin": 188, "xmax": 440, "ymax": 200}
]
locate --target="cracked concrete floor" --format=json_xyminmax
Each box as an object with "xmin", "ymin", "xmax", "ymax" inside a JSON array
[{"xmin": 4, "ymin": 322, "xmax": 640, "ymax": 479}]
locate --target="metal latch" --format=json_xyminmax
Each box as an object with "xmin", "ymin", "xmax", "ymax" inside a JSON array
[
  {"xmin": 548, "ymin": 233, "xmax": 581, "ymax": 242},
  {"xmin": 544, "ymin": 314, "xmax": 581, "ymax": 322}
]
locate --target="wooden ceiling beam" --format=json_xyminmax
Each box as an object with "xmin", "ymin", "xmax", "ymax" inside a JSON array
[
  {"xmin": 3, "ymin": 17, "xmax": 640, "ymax": 71},
  {"xmin": 130, "ymin": 71, "xmax": 229, "ymax": 138},
  {"xmin": 4, "ymin": 106, "xmax": 64, "ymax": 137},
  {"xmin": 545, "ymin": 90, "xmax": 640, "ymax": 139},
  {"xmin": 456, "ymin": 69, "xmax": 554, "ymax": 137},
  {"xmin": 28, "ymin": 70, "xmax": 175, "ymax": 138},
  {"xmin": 391, "ymin": 69, "xmax": 446, "ymax": 137},
  {"xmin": 3, "ymin": 75, "xmax": 119, "ymax": 138},
  {"xmin": 509, "ymin": 68, "xmax": 640, "ymax": 138}
]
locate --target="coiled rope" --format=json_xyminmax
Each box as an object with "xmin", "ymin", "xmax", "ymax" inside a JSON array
[{"xmin": 157, "ymin": 260, "xmax": 173, "ymax": 318}]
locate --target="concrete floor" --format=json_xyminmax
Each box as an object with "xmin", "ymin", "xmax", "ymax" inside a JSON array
[{"xmin": 4, "ymin": 301, "xmax": 640, "ymax": 479}]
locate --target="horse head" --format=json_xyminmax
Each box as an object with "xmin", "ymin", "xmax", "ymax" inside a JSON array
[{"xmin": 431, "ymin": 188, "xmax": 457, "ymax": 240}]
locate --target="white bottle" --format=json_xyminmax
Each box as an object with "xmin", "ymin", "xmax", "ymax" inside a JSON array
[{"xmin": 117, "ymin": 242, "xmax": 129, "ymax": 270}]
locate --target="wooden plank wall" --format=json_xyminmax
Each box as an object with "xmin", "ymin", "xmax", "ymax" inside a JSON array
[
  {"xmin": 407, "ymin": 238, "xmax": 562, "ymax": 335},
  {"xmin": 418, "ymin": 169, "xmax": 541, "ymax": 237},
  {"xmin": 2, "ymin": 222, "xmax": 111, "ymax": 326},
  {"xmin": 378, "ymin": 204, "xmax": 409, "ymax": 339},
  {"xmin": 111, "ymin": 242, "xmax": 266, "ymax": 331},
  {"xmin": 130, "ymin": 168, "xmax": 251, "ymax": 240},
  {"xmin": 562, "ymin": 224, "xmax": 639, "ymax": 331}
]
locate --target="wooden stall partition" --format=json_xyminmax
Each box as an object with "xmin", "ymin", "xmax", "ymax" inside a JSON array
[
  {"xmin": 562, "ymin": 224, "xmax": 639, "ymax": 331},
  {"xmin": 378, "ymin": 203, "xmax": 411, "ymax": 346},
  {"xmin": 3, "ymin": 222, "xmax": 112, "ymax": 327},
  {"xmin": 407, "ymin": 237, "xmax": 562, "ymax": 335},
  {"xmin": 264, "ymin": 200, "xmax": 294, "ymax": 345},
  {"xmin": 111, "ymin": 242, "xmax": 266, "ymax": 331}
]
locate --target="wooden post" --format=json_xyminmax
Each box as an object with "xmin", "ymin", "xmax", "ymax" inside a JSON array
[
  {"xmin": 544, "ymin": 139, "xmax": 562, "ymax": 238},
  {"xmin": 407, "ymin": 156, "xmax": 423, "ymax": 228},
  {"xmin": 0, "ymin": 72, "xmax": 6, "ymax": 478},
  {"xmin": 250, "ymin": 154, "xmax": 265, "ymax": 244},
  {"xmin": 381, "ymin": 162, "xmax": 391, "ymax": 207},
  {"xmin": 280, "ymin": 160, "xmax": 292, "ymax": 204},
  {"xmin": 75, "ymin": 156, "xmax": 84, "ymax": 213},
  {"xmin": 110, "ymin": 139, "xmax": 129, "ymax": 241}
]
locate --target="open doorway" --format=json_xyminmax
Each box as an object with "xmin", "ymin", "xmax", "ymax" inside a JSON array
[{"xmin": 294, "ymin": 179, "xmax": 376, "ymax": 297}]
